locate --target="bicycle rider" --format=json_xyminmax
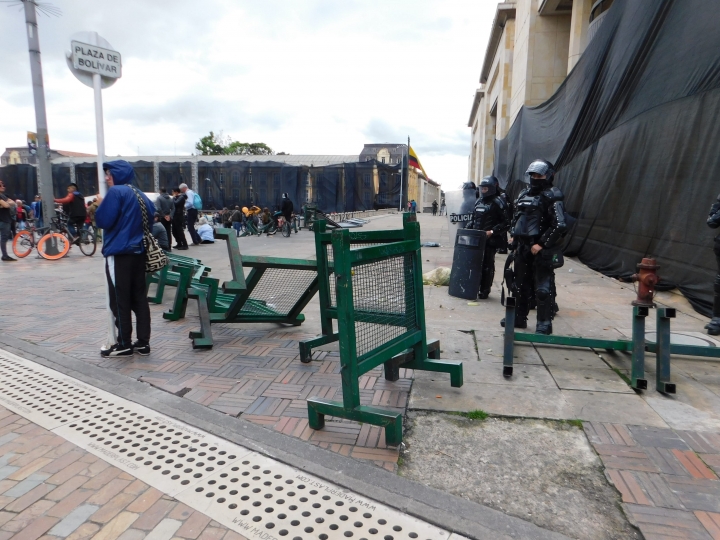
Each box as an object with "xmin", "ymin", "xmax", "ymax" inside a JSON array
[
  {"xmin": 54, "ymin": 183, "xmax": 87, "ymax": 239},
  {"xmin": 281, "ymin": 192, "xmax": 293, "ymax": 229}
]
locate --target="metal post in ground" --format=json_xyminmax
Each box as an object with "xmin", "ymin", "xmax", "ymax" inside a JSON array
[
  {"xmin": 503, "ymin": 297, "xmax": 516, "ymax": 377},
  {"xmin": 655, "ymin": 307, "xmax": 676, "ymax": 394},
  {"xmin": 630, "ymin": 306, "xmax": 648, "ymax": 390}
]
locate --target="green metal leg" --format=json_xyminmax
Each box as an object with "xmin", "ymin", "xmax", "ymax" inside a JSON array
[
  {"xmin": 307, "ymin": 398, "xmax": 403, "ymax": 447},
  {"xmin": 163, "ymin": 265, "xmax": 193, "ymax": 321},
  {"xmin": 631, "ymin": 306, "xmax": 648, "ymax": 390},
  {"xmin": 503, "ymin": 298, "xmax": 516, "ymax": 377},
  {"xmin": 188, "ymin": 289, "xmax": 214, "ymax": 349},
  {"xmin": 384, "ymin": 339, "xmax": 441, "ymax": 381},
  {"xmin": 146, "ymin": 266, "xmax": 168, "ymax": 304},
  {"xmin": 656, "ymin": 308, "xmax": 677, "ymax": 394},
  {"xmin": 299, "ymin": 333, "xmax": 339, "ymax": 363},
  {"xmin": 403, "ymin": 355, "xmax": 463, "ymax": 387}
]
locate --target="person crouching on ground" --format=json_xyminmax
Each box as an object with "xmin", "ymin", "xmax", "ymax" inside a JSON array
[
  {"xmin": 197, "ymin": 217, "xmax": 215, "ymax": 244},
  {"xmin": 152, "ymin": 214, "xmax": 170, "ymax": 251},
  {"xmin": 95, "ymin": 160, "xmax": 156, "ymax": 358}
]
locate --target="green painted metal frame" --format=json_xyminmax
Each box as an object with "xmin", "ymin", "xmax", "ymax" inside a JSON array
[
  {"xmin": 306, "ymin": 214, "xmax": 462, "ymax": 446},
  {"xmin": 503, "ymin": 299, "xmax": 651, "ymax": 390}
]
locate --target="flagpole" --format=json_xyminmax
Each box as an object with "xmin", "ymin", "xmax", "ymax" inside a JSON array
[{"xmin": 398, "ymin": 142, "xmax": 404, "ymax": 212}]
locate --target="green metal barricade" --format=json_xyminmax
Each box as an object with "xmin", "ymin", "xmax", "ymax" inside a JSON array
[{"xmin": 303, "ymin": 214, "xmax": 462, "ymax": 446}]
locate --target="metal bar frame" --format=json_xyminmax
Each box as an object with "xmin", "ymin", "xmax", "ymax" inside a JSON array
[{"xmin": 306, "ymin": 214, "xmax": 462, "ymax": 446}]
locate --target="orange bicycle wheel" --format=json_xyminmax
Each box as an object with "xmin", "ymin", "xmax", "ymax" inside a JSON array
[
  {"xmin": 12, "ymin": 230, "xmax": 34, "ymax": 258},
  {"xmin": 37, "ymin": 233, "xmax": 70, "ymax": 260}
]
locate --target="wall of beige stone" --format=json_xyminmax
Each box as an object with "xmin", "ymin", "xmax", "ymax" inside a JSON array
[{"xmin": 568, "ymin": 0, "xmax": 593, "ymax": 73}]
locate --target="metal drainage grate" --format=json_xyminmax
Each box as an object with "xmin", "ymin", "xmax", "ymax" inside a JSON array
[
  {"xmin": 176, "ymin": 454, "xmax": 448, "ymax": 540},
  {"xmin": 0, "ymin": 348, "xmax": 454, "ymax": 539}
]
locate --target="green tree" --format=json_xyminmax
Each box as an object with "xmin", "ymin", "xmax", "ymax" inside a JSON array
[
  {"xmin": 195, "ymin": 131, "xmax": 226, "ymax": 155},
  {"xmin": 195, "ymin": 132, "xmax": 275, "ymax": 156},
  {"xmin": 225, "ymin": 142, "xmax": 274, "ymax": 155}
]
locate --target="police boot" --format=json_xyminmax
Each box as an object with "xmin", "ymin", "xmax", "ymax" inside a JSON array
[
  {"xmin": 478, "ymin": 268, "xmax": 494, "ymax": 300},
  {"xmin": 500, "ymin": 317, "xmax": 527, "ymax": 329},
  {"xmin": 707, "ymin": 276, "xmax": 720, "ymax": 335},
  {"xmin": 535, "ymin": 296, "xmax": 553, "ymax": 335}
]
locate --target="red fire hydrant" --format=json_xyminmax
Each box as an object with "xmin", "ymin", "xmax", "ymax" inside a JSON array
[{"xmin": 631, "ymin": 258, "xmax": 659, "ymax": 307}]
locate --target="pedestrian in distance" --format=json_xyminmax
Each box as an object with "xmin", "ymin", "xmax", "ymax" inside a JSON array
[
  {"xmin": 155, "ymin": 187, "xmax": 174, "ymax": 253},
  {"xmin": 179, "ymin": 183, "xmax": 202, "ymax": 245},
  {"xmin": 0, "ymin": 181, "xmax": 16, "ymax": 262},
  {"xmin": 31, "ymin": 195, "xmax": 43, "ymax": 228},
  {"xmin": 95, "ymin": 160, "xmax": 156, "ymax": 357},
  {"xmin": 440, "ymin": 198, "xmax": 446, "ymax": 216},
  {"xmin": 171, "ymin": 187, "xmax": 188, "ymax": 250},
  {"xmin": 432, "ymin": 199, "xmax": 438, "ymax": 216},
  {"xmin": 54, "ymin": 183, "xmax": 87, "ymax": 237},
  {"xmin": 281, "ymin": 192, "xmax": 293, "ymax": 223},
  {"xmin": 230, "ymin": 205, "xmax": 243, "ymax": 237},
  {"xmin": 152, "ymin": 214, "xmax": 170, "ymax": 251},
  {"xmin": 197, "ymin": 217, "xmax": 215, "ymax": 244}
]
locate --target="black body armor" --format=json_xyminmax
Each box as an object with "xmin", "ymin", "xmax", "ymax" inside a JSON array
[
  {"xmin": 511, "ymin": 186, "xmax": 567, "ymax": 249},
  {"xmin": 466, "ymin": 195, "xmax": 509, "ymax": 239}
]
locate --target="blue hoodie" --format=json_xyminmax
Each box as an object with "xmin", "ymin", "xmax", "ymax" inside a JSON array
[{"xmin": 95, "ymin": 160, "xmax": 156, "ymax": 256}]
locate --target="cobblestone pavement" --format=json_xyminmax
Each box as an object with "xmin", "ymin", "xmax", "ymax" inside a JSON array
[
  {"xmin": 0, "ymin": 405, "xmax": 245, "ymax": 540},
  {"xmin": 585, "ymin": 422, "xmax": 720, "ymax": 539},
  {"xmin": 0, "ymin": 218, "xmax": 409, "ymax": 471}
]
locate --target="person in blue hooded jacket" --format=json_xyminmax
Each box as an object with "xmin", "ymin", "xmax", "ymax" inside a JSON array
[{"xmin": 95, "ymin": 160, "xmax": 156, "ymax": 358}]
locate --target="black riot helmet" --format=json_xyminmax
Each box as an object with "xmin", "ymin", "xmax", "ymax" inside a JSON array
[
  {"xmin": 479, "ymin": 175, "xmax": 499, "ymax": 199},
  {"xmin": 525, "ymin": 159, "xmax": 555, "ymax": 191},
  {"xmin": 462, "ymin": 181, "xmax": 476, "ymax": 191}
]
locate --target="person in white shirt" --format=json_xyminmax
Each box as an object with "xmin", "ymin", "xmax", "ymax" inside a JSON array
[
  {"xmin": 197, "ymin": 217, "xmax": 215, "ymax": 244},
  {"xmin": 179, "ymin": 183, "xmax": 202, "ymax": 245}
]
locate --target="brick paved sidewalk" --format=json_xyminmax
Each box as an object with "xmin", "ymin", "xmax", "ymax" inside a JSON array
[
  {"xmin": 0, "ymin": 405, "xmax": 246, "ymax": 540},
  {"xmin": 1, "ymin": 255, "xmax": 407, "ymax": 471},
  {"xmin": 585, "ymin": 422, "xmax": 720, "ymax": 539}
]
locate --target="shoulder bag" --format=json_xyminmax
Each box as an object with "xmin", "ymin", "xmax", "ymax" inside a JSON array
[{"xmin": 129, "ymin": 186, "xmax": 168, "ymax": 273}]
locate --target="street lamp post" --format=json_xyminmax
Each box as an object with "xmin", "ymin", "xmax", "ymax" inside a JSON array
[{"xmin": 22, "ymin": 0, "xmax": 57, "ymax": 227}]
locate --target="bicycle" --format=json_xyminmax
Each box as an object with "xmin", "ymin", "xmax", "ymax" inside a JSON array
[
  {"xmin": 12, "ymin": 216, "xmax": 97, "ymax": 259},
  {"xmin": 56, "ymin": 216, "xmax": 98, "ymax": 257}
]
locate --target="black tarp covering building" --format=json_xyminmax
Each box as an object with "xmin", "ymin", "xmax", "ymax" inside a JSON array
[{"xmin": 493, "ymin": 0, "xmax": 720, "ymax": 315}]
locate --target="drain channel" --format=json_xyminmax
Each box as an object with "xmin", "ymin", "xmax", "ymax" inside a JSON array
[{"xmin": 0, "ymin": 349, "xmax": 456, "ymax": 540}]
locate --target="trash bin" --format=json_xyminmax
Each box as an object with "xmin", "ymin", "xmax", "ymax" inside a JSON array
[{"xmin": 448, "ymin": 228, "xmax": 486, "ymax": 299}]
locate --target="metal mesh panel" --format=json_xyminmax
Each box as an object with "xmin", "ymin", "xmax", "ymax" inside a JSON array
[
  {"xmin": 239, "ymin": 268, "xmax": 316, "ymax": 316},
  {"xmin": 326, "ymin": 242, "xmax": 384, "ymax": 308},
  {"xmin": 352, "ymin": 253, "xmax": 417, "ymax": 357}
]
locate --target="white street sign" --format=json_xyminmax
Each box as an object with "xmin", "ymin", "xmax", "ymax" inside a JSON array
[{"xmin": 71, "ymin": 40, "xmax": 121, "ymax": 78}]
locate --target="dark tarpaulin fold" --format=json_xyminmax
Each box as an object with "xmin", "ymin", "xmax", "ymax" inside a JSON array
[{"xmin": 494, "ymin": 0, "xmax": 720, "ymax": 316}]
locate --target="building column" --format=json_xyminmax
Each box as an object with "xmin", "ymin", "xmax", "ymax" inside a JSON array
[
  {"xmin": 153, "ymin": 161, "xmax": 160, "ymax": 192},
  {"xmin": 568, "ymin": 0, "xmax": 593, "ymax": 73},
  {"xmin": 191, "ymin": 160, "xmax": 199, "ymax": 193}
]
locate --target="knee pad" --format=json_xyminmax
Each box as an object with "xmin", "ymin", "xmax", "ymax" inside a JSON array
[{"xmin": 536, "ymin": 288, "xmax": 551, "ymax": 302}]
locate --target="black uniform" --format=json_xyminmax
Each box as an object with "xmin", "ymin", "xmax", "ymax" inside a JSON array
[
  {"xmin": 507, "ymin": 164, "xmax": 567, "ymax": 334},
  {"xmin": 706, "ymin": 194, "xmax": 720, "ymax": 334},
  {"xmin": 465, "ymin": 188, "xmax": 509, "ymax": 298}
]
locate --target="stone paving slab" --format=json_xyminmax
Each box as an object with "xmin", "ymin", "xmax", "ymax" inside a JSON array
[{"xmin": 586, "ymin": 421, "xmax": 720, "ymax": 539}]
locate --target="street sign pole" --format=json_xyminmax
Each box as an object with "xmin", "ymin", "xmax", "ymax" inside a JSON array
[{"xmin": 67, "ymin": 31, "xmax": 122, "ymax": 350}]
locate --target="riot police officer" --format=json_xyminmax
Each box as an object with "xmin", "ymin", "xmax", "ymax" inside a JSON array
[
  {"xmin": 706, "ymin": 194, "xmax": 720, "ymax": 334},
  {"xmin": 501, "ymin": 160, "xmax": 567, "ymax": 334},
  {"xmin": 465, "ymin": 176, "xmax": 509, "ymax": 299}
]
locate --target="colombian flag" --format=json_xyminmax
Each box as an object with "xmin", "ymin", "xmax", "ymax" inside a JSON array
[{"xmin": 408, "ymin": 146, "xmax": 428, "ymax": 179}]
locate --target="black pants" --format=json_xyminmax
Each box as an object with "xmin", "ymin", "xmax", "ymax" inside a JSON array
[
  {"xmin": 106, "ymin": 254, "xmax": 151, "ymax": 347},
  {"xmin": 186, "ymin": 208, "xmax": 201, "ymax": 244},
  {"xmin": 479, "ymin": 242, "xmax": 497, "ymax": 296},
  {"xmin": 161, "ymin": 217, "xmax": 172, "ymax": 252},
  {"xmin": 514, "ymin": 242, "xmax": 555, "ymax": 324},
  {"xmin": 172, "ymin": 215, "xmax": 187, "ymax": 248}
]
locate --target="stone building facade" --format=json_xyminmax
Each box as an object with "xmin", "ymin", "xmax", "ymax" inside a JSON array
[{"xmin": 468, "ymin": 0, "xmax": 613, "ymax": 183}]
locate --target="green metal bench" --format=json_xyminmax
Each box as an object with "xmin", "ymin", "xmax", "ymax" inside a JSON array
[
  {"xmin": 146, "ymin": 229, "xmax": 320, "ymax": 349},
  {"xmin": 302, "ymin": 214, "xmax": 463, "ymax": 446}
]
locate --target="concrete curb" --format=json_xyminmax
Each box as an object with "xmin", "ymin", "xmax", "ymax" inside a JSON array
[{"xmin": 0, "ymin": 332, "xmax": 570, "ymax": 540}]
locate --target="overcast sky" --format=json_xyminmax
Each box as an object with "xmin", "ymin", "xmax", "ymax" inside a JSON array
[{"xmin": 0, "ymin": 0, "xmax": 496, "ymax": 188}]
